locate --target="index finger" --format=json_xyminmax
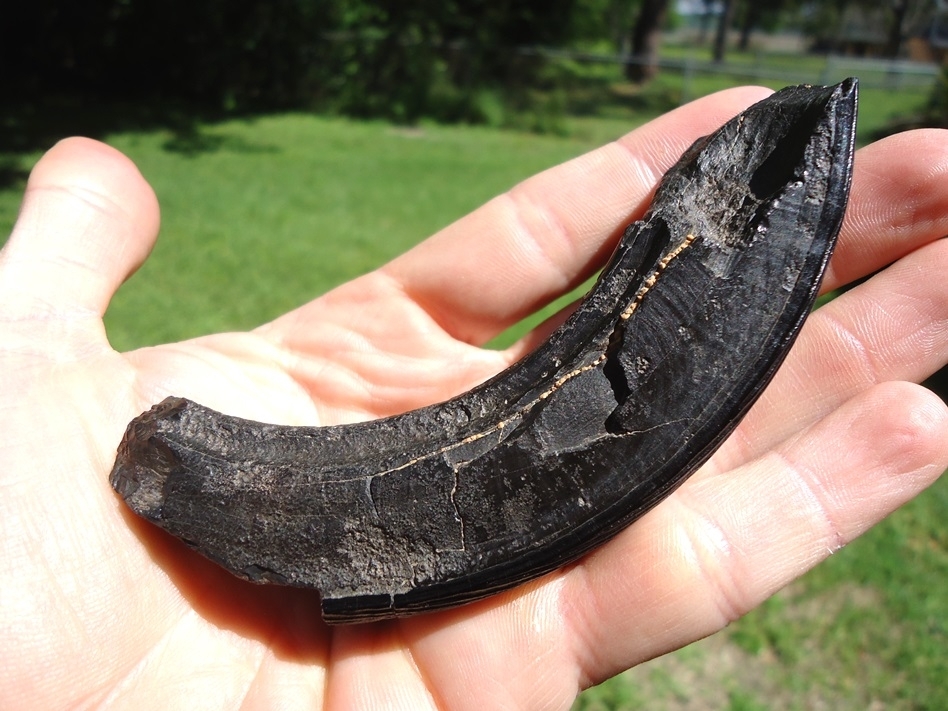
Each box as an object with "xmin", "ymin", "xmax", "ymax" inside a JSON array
[{"xmin": 379, "ymin": 86, "xmax": 773, "ymax": 346}]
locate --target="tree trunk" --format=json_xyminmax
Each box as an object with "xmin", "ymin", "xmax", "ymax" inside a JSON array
[
  {"xmin": 738, "ymin": 1, "xmax": 762, "ymax": 52},
  {"xmin": 713, "ymin": 0, "xmax": 737, "ymax": 63},
  {"xmin": 698, "ymin": 0, "xmax": 715, "ymax": 44},
  {"xmin": 609, "ymin": 0, "xmax": 633, "ymax": 55},
  {"xmin": 886, "ymin": 0, "xmax": 909, "ymax": 58},
  {"xmin": 625, "ymin": 0, "xmax": 670, "ymax": 83}
]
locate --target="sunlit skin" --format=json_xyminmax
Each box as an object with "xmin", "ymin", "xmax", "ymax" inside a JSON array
[{"xmin": 1, "ymin": 87, "xmax": 947, "ymax": 710}]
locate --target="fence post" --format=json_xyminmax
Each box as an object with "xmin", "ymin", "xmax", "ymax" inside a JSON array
[
  {"xmin": 681, "ymin": 53, "xmax": 694, "ymax": 105},
  {"xmin": 820, "ymin": 54, "xmax": 835, "ymax": 85}
]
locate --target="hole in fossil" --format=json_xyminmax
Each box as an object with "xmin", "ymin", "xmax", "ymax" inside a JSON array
[
  {"xmin": 603, "ymin": 325, "xmax": 631, "ymax": 410},
  {"xmin": 749, "ymin": 99, "xmax": 827, "ymax": 201}
]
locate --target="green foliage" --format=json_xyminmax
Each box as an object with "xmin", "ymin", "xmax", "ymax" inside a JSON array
[
  {"xmin": 3, "ymin": 0, "xmax": 940, "ymax": 137},
  {"xmin": 925, "ymin": 65, "xmax": 948, "ymax": 128},
  {"xmin": 2, "ymin": 0, "xmax": 322, "ymax": 108},
  {"xmin": 2, "ymin": 0, "xmax": 593, "ymax": 123}
]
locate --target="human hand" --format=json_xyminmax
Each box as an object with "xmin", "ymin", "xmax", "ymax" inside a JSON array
[{"xmin": 2, "ymin": 88, "xmax": 946, "ymax": 710}]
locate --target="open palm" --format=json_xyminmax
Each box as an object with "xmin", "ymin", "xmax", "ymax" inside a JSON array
[{"xmin": 2, "ymin": 88, "xmax": 947, "ymax": 710}]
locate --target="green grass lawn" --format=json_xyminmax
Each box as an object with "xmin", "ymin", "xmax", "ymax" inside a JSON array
[
  {"xmin": 115, "ymin": 118, "xmax": 600, "ymax": 350},
  {"xmin": 0, "ymin": 116, "xmax": 597, "ymax": 350},
  {"xmin": 1, "ymin": 57, "xmax": 944, "ymax": 711}
]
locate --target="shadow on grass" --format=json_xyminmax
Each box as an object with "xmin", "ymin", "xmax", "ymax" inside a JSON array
[
  {"xmin": 548, "ymin": 59, "xmax": 682, "ymax": 123},
  {"xmin": 161, "ymin": 126, "xmax": 280, "ymax": 157},
  {"xmin": 1, "ymin": 68, "xmax": 677, "ymax": 191},
  {"xmin": 0, "ymin": 92, "xmax": 280, "ymax": 187},
  {"xmin": 0, "ymin": 157, "xmax": 29, "ymax": 189}
]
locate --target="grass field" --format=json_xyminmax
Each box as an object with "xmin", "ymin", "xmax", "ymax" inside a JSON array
[{"xmin": 1, "ymin": 51, "xmax": 944, "ymax": 710}]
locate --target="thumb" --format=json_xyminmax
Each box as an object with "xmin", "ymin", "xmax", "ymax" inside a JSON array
[{"xmin": 0, "ymin": 137, "xmax": 159, "ymax": 326}]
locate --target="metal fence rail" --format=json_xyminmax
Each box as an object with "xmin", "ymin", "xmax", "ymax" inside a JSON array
[{"xmin": 517, "ymin": 45, "xmax": 940, "ymax": 103}]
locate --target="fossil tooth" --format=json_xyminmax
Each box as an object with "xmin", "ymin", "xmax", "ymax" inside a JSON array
[{"xmin": 111, "ymin": 79, "xmax": 858, "ymax": 623}]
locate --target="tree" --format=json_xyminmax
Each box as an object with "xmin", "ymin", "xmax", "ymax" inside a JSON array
[
  {"xmin": 736, "ymin": 0, "xmax": 794, "ymax": 52},
  {"xmin": 625, "ymin": 0, "xmax": 670, "ymax": 83},
  {"xmin": 607, "ymin": 0, "xmax": 641, "ymax": 55},
  {"xmin": 712, "ymin": 0, "xmax": 738, "ymax": 62},
  {"xmin": 886, "ymin": 0, "xmax": 911, "ymax": 57}
]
